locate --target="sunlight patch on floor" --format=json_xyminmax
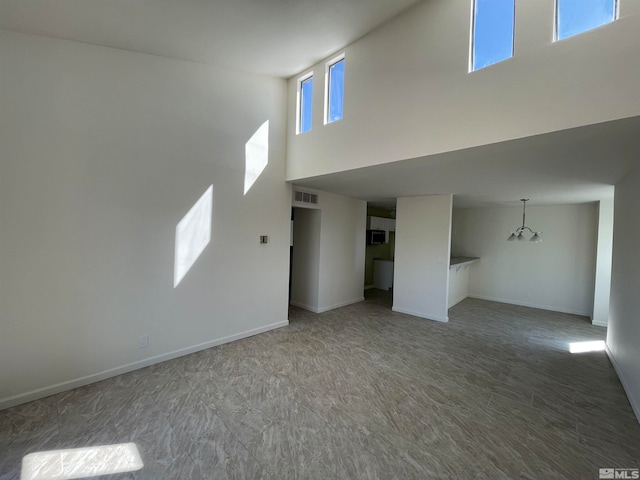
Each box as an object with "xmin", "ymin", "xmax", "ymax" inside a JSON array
[
  {"xmin": 22, "ymin": 443, "xmax": 143, "ymax": 480},
  {"xmin": 568, "ymin": 340, "xmax": 606, "ymax": 354}
]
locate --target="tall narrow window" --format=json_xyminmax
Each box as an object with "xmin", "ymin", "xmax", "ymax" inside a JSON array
[
  {"xmin": 471, "ymin": 0, "xmax": 515, "ymax": 71},
  {"xmin": 556, "ymin": 0, "xmax": 616, "ymax": 41},
  {"xmin": 325, "ymin": 54, "xmax": 345, "ymax": 124},
  {"xmin": 297, "ymin": 73, "xmax": 313, "ymax": 134}
]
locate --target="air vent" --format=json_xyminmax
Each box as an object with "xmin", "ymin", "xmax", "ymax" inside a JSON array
[{"xmin": 294, "ymin": 190, "xmax": 318, "ymax": 205}]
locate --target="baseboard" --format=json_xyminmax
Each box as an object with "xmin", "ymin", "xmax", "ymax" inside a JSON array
[
  {"xmin": 605, "ymin": 344, "xmax": 640, "ymax": 426},
  {"xmin": 592, "ymin": 320, "xmax": 608, "ymax": 327},
  {"xmin": 364, "ymin": 285, "xmax": 375, "ymax": 290},
  {"xmin": 0, "ymin": 320, "xmax": 289, "ymax": 411},
  {"xmin": 317, "ymin": 297, "xmax": 364, "ymax": 313},
  {"xmin": 289, "ymin": 300, "xmax": 319, "ymax": 313},
  {"xmin": 392, "ymin": 306, "xmax": 449, "ymax": 323},
  {"xmin": 467, "ymin": 294, "xmax": 590, "ymax": 318},
  {"xmin": 290, "ymin": 297, "xmax": 365, "ymax": 314}
]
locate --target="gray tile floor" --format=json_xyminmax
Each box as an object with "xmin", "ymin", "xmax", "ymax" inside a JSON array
[{"xmin": 2, "ymin": 291, "xmax": 639, "ymax": 479}]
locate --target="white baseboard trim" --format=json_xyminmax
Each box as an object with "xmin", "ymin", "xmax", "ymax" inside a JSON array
[
  {"xmin": 605, "ymin": 344, "xmax": 640, "ymax": 426},
  {"xmin": 289, "ymin": 300, "xmax": 320, "ymax": 313},
  {"xmin": 467, "ymin": 295, "xmax": 591, "ymax": 318},
  {"xmin": 290, "ymin": 297, "xmax": 364, "ymax": 314},
  {"xmin": 317, "ymin": 297, "xmax": 364, "ymax": 313},
  {"xmin": 392, "ymin": 306, "xmax": 449, "ymax": 323},
  {"xmin": 0, "ymin": 320, "xmax": 289, "ymax": 411},
  {"xmin": 592, "ymin": 320, "xmax": 608, "ymax": 328}
]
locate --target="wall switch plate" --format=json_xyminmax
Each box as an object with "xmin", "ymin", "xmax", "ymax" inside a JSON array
[{"xmin": 138, "ymin": 335, "xmax": 149, "ymax": 348}]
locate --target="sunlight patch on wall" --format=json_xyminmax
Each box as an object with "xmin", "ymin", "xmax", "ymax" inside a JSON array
[
  {"xmin": 244, "ymin": 120, "xmax": 269, "ymax": 195},
  {"xmin": 174, "ymin": 185, "xmax": 213, "ymax": 288},
  {"xmin": 22, "ymin": 443, "xmax": 143, "ymax": 480},
  {"xmin": 568, "ymin": 340, "xmax": 606, "ymax": 353}
]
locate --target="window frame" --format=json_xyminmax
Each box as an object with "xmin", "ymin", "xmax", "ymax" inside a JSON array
[
  {"xmin": 469, "ymin": 0, "xmax": 516, "ymax": 72},
  {"xmin": 554, "ymin": 0, "xmax": 618, "ymax": 42},
  {"xmin": 324, "ymin": 53, "xmax": 346, "ymax": 125},
  {"xmin": 296, "ymin": 71, "xmax": 314, "ymax": 135}
]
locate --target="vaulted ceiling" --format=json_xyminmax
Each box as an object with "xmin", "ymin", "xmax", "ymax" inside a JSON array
[
  {"xmin": 0, "ymin": 0, "xmax": 422, "ymax": 77},
  {"xmin": 2, "ymin": 0, "xmax": 636, "ymax": 208}
]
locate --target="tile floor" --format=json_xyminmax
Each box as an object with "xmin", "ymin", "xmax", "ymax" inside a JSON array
[{"xmin": 1, "ymin": 291, "xmax": 639, "ymax": 479}]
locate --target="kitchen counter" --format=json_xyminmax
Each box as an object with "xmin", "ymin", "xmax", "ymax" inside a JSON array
[{"xmin": 450, "ymin": 257, "xmax": 480, "ymax": 269}]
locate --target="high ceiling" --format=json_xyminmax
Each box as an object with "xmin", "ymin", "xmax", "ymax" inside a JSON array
[
  {"xmin": 0, "ymin": 0, "xmax": 422, "ymax": 78},
  {"xmin": 1, "ymin": 0, "xmax": 636, "ymax": 208},
  {"xmin": 292, "ymin": 116, "xmax": 640, "ymax": 208}
]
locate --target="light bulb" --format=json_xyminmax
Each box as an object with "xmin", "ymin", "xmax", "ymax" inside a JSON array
[{"xmin": 530, "ymin": 233, "xmax": 542, "ymax": 243}]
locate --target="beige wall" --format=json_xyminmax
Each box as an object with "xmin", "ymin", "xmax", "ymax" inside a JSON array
[
  {"xmin": 286, "ymin": 0, "xmax": 640, "ymax": 180},
  {"xmin": 318, "ymin": 192, "xmax": 367, "ymax": 312},
  {"xmin": 452, "ymin": 204, "xmax": 598, "ymax": 317},
  {"xmin": 608, "ymin": 164, "xmax": 640, "ymax": 422},
  {"xmin": 0, "ymin": 30, "xmax": 291, "ymax": 408}
]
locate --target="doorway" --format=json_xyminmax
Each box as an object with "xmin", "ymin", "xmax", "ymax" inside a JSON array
[{"xmin": 289, "ymin": 207, "xmax": 321, "ymax": 311}]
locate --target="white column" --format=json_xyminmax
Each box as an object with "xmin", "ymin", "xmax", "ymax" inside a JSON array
[
  {"xmin": 393, "ymin": 194, "xmax": 453, "ymax": 322},
  {"xmin": 592, "ymin": 198, "xmax": 614, "ymax": 327}
]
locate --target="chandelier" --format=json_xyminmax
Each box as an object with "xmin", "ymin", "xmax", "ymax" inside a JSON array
[{"xmin": 507, "ymin": 199, "xmax": 542, "ymax": 243}]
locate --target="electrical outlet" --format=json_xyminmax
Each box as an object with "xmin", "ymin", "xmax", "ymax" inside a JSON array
[{"xmin": 138, "ymin": 335, "xmax": 149, "ymax": 348}]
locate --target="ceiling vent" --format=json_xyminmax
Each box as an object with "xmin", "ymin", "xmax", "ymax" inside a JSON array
[{"xmin": 294, "ymin": 190, "xmax": 318, "ymax": 205}]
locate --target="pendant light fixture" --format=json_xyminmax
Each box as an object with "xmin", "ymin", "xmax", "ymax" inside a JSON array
[{"xmin": 507, "ymin": 199, "xmax": 542, "ymax": 242}]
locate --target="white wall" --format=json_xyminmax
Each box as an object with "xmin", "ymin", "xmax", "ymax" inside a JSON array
[
  {"xmin": 448, "ymin": 267, "xmax": 470, "ymax": 309},
  {"xmin": 286, "ymin": 0, "xmax": 640, "ymax": 180},
  {"xmin": 452, "ymin": 204, "xmax": 598, "ymax": 316},
  {"xmin": 317, "ymin": 191, "xmax": 366, "ymax": 312},
  {"xmin": 290, "ymin": 208, "xmax": 321, "ymax": 311},
  {"xmin": 608, "ymin": 164, "xmax": 640, "ymax": 422},
  {"xmin": 593, "ymin": 199, "xmax": 614, "ymax": 326},
  {"xmin": 0, "ymin": 31, "xmax": 291, "ymax": 409},
  {"xmin": 393, "ymin": 195, "xmax": 452, "ymax": 322}
]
